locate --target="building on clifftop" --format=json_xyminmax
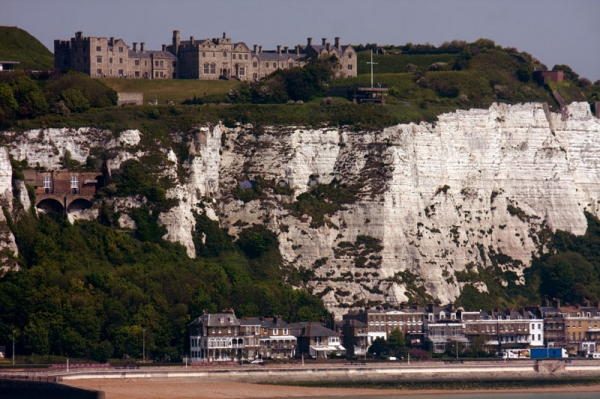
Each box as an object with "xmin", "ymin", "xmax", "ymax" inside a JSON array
[{"xmin": 54, "ymin": 31, "xmax": 357, "ymax": 81}]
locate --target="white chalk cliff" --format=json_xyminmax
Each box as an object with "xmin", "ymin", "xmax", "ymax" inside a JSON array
[{"xmin": 2, "ymin": 102, "xmax": 600, "ymax": 315}]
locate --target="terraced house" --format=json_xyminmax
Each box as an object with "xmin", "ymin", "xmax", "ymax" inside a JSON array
[{"xmin": 54, "ymin": 31, "xmax": 357, "ymax": 81}]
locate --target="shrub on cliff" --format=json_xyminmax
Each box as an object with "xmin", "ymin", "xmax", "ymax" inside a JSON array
[
  {"xmin": 45, "ymin": 71, "xmax": 117, "ymax": 108},
  {"xmin": 9, "ymin": 75, "xmax": 48, "ymax": 117}
]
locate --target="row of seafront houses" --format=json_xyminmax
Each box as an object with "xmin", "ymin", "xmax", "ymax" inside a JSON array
[{"xmin": 189, "ymin": 299, "xmax": 600, "ymax": 362}]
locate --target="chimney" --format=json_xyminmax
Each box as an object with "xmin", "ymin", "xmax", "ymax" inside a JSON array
[
  {"xmin": 296, "ymin": 45, "xmax": 300, "ymax": 55},
  {"xmin": 162, "ymin": 44, "xmax": 166, "ymax": 51},
  {"xmin": 326, "ymin": 43, "xmax": 330, "ymax": 51},
  {"xmin": 322, "ymin": 38, "xmax": 327, "ymax": 45},
  {"xmin": 307, "ymin": 37, "xmax": 312, "ymax": 46},
  {"xmin": 253, "ymin": 44, "xmax": 258, "ymax": 53},
  {"xmin": 273, "ymin": 316, "xmax": 278, "ymax": 324},
  {"xmin": 412, "ymin": 302, "xmax": 418, "ymax": 310},
  {"xmin": 449, "ymin": 303, "xmax": 455, "ymax": 312},
  {"xmin": 133, "ymin": 42, "xmax": 137, "ymax": 52},
  {"xmin": 427, "ymin": 303, "xmax": 434, "ymax": 313},
  {"xmin": 76, "ymin": 31, "xmax": 83, "ymax": 40},
  {"xmin": 277, "ymin": 45, "xmax": 281, "ymax": 54},
  {"xmin": 190, "ymin": 36, "xmax": 195, "ymax": 46},
  {"xmin": 284, "ymin": 46, "xmax": 289, "ymax": 54},
  {"xmin": 335, "ymin": 37, "xmax": 340, "ymax": 48},
  {"xmin": 543, "ymin": 298, "xmax": 549, "ymax": 307},
  {"xmin": 140, "ymin": 42, "xmax": 145, "ymax": 52},
  {"xmin": 553, "ymin": 298, "xmax": 561, "ymax": 308},
  {"xmin": 110, "ymin": 37, "xmax": 114, "ymax": 46},
  {"xmin": 259, "ymin": 46, "xmax": 262, "ymax": 53},
  {"xmin": 223, "ymin": 31, "xmax": 227, "ymax": 39}
]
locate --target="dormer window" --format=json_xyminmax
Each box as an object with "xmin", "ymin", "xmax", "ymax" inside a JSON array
[
  {"xmin": 273, "ymin": 329, "xmax": 278, "ymax": 335},
  {"xmin": 439, "ymin": 313, "xmax": 445, "ymax": 320},
  {"xmin": 451, "ymin": 313, "xmax": 456, "ymax": 320},
  {"xmin": 428, "ymin": 314, "xmax": 434, "ymax": 321}
]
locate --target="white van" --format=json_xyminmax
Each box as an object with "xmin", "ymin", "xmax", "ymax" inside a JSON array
[{"xmin": 588, "ymin": 352, "xmax": 600, "ymax": 359}]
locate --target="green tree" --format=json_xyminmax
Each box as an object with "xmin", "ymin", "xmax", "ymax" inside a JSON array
[
  {"xmin": 387, "ymin": 328, "xmax": 406, "ymax": 353},
  {"xmin": 368, "ymin": 337, "xmax": 388, "ymax": 357},
  {"xmin": 61, "ymin": 88, "xmax": 90, "ymax": 112},
  {"xmin": 9, "ymin": 75, "xmax": 48, "ymax": 117},
  {"xmin": 516, "ymin": 63, "xmax": 534, "ymax": 83},
  {"xmin": 0, "ymin": 83, "xmax": 18, "ymax": 118}
]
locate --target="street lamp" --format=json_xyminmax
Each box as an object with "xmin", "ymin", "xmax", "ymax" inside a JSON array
[
  {"xmin": 142, "ymin": 328, "xmax": 146, "ymax": 363},
  {"xmin": 12, "ymin": 330, "xmax": 15, "ymax": 366}
]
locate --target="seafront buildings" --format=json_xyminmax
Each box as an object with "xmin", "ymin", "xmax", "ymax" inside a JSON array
[{"xmin": 189, "ymin": 299, "xmax": 600, "ymax": 362}]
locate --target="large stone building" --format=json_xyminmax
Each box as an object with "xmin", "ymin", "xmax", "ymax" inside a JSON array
[{"xmin": 54, "ymin": 31, "xmax": 357, "ymax": 81}]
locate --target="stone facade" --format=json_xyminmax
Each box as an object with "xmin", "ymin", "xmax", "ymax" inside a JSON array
[
  {"xmin": 55, "ymin": 31, "xmax": 357, "ymax": 81},
  {"xmin": 54, "ymin": 31, "xmax": 177, "ymax": 79}
]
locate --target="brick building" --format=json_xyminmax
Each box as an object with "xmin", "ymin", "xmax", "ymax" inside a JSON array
[{"xmin": 55, "ymin": 31, "xmax": 357, "ymax": 81}]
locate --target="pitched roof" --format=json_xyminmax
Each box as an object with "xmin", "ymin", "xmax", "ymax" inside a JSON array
[
  {"xmin": 189, "ymin": 312, "xmax": 240, "ymax": 327},
  {"xmin": 128, "ymin": 50, "xmax": 176, "ymax": 59},
  {"xmin": 239, "ymin": 317, "xmax": 291, "ymax": 328}
]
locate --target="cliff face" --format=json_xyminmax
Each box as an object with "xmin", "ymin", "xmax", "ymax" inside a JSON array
[{"xmin": 2, "ymin": 103, "xmax": 599, "ymax": 315}]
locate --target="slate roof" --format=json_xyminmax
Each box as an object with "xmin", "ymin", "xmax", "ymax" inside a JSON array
[
  {"xmin": 128, "ymin": 50, "xmax": 176, "ymax": 59},
  {"xmin": 239, "ymin": 317, "xmax": 290, "ymax": 329},
  {"xmin": 290, "ymin": 322, "xmax": 341, "ymax": 338},
  {"xmin": 255, "ymin": 53, "xmax": 303, "ymax": 61},
  {"xmin": 189, "ymin": 312, "xmax": 240, "ymax": 327}
]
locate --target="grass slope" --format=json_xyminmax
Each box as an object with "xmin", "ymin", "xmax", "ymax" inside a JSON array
[
  {"xmin": 0, "ymin": 26, "xmax": 54, "ymax": 70},
  {"xmin": 101, "ymin": 78, "xmax": 238, "ymax": 104}
]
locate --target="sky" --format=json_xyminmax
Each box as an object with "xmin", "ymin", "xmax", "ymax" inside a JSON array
[{"xmin": 2, "ymin": 0, "xmax": 599, "ymax": 81}]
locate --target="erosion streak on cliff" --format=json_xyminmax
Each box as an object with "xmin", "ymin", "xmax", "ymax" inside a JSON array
[{"xmin": 2, "ymin": 102, "xmax": 599, "ymax": 314}]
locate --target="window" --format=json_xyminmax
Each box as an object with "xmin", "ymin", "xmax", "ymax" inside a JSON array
[
  {"xmin": 135, "ymin": 71, "xmax": 140, "ymax": 77},
  {"xmin": 155, "ymin": 72, "xmax": 159, "ymax": 77},
  {"xmin": 135, "ymin": 60, "xmax": 139, "ymax": 66},
  {"xmin": 43, "ymin": 176, "xmax": 52, "ymax": 193},
  {"xmin": 289, "ymin": 63, "xmax": 294, "ymax": 68},
  {"xmin": 203, "ymin": 63, "xmax": 209, "ymax": 74},
  {"xmin": 273, "ymin": 329, "xmax": 278, "ymax": 335},
  {"xmin": 228, "ymin": 327, "xmax": 231, "ymax": 333},
  {"xmin": 97, "ymin": 57, "xmax": 102, "ymax": 63},
  {"xmin": 96, "ymin": 46, "xmax": 101, "ymax": 52},
  {"xmin": 119, "ymin": 47, "xmax": 123, "ymax": 53},
  {"xmin": 210, "ymin": 63, "xmax": 216, "ymax": 74},
  {"xmin": 253, "ymin": 73, "xmax": 257, "ymax": 80},
  {"xmin": 202, "ymin": 52, "xmax": 206, "ymax": 57},
  {"xmin": 83, "ymin": 57, "xmax": 87, "ymax": 63},
  {"xmin": 245, "ymin": 54, "xmax": 248, "ymax": 60},
  {"xmin": 232, "ymin": 54, "xmax": 236, "ymax": 60},
  {"xmin": 71, "ymin": 176, "xmax": 79, "ymax": 193},
  {"xmin": 160, "ymin": 61, "xmax": 164, "ymax": 67},
  {"xmin": 155, "ymin": 61, "xmax": 159, "ymax": 67},
  {"xmin": 283, "ymin": 329, "xmax": 288, "ymax": 335},
  {"xmin": 239, "ymin": 67, "xmax": 245, "ymax": 76},
  {"xmin": 348, "ymin": 65, "xmax": 353, "ymax": 70},
  {"xmin": 223, "ymin": 51, "xmax": 227, "ymax": 57},
  {"xmin": 349, "ymin": 54, "xmax": 352, "ymax": 59},
  {"xmin": 266, "ymin": 62, "xmax": 269, "ymax": 68},
  {"xmin": 97, "ymin": 69, "xmax": 102, "ymax": 75},
  {"xmin": 253, "ymin": 62, "xmax": 257, "ymax": 68},
  {"xmin": 212, "ymin": 52, "xmax": 215, "ymax": 57},
  {"xmin": 119, "ymin": 58, "xmax": 123, "ymax": 64}
]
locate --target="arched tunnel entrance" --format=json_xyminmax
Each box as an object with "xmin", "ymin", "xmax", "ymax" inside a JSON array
[
  {"xmin": 67, "ymin": 198, "xmax": 93, "ymax": 213},
  {"xmin": 36, "ymin": 198, "xmax": 64, "ymax": 214}
]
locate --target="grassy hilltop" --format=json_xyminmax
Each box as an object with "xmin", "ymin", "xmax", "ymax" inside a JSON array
[{"xmin": 0, "ymin": 26, "xmax": 54, "ymax": 70}]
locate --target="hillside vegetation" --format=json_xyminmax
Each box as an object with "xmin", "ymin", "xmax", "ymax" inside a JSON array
[
  {"xmin": 101, "ymin": 78, "xmax": 237, "ymax": 104},
  {"xmin": 0, "ymin": 26, "xmax": 54, "ymax": 70}
]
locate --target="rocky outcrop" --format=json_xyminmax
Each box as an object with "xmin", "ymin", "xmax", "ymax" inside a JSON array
[{"xmin": 2, "ymin": 103, "xmax": 600, "ymax": 315}]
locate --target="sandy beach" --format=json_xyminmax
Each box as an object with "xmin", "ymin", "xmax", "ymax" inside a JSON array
[{"xmin": 63, "ymin": 378, "xmax": 600, "ymax": 399}]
